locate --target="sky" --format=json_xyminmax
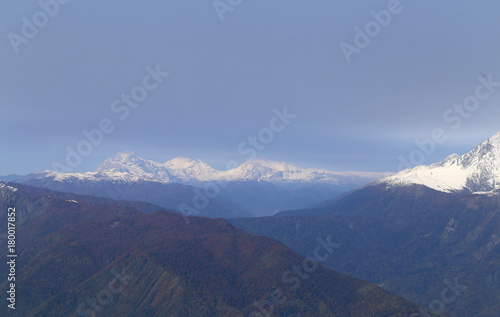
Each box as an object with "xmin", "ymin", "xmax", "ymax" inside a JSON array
[{"xmin": 2, "ymin": 0, "xmax": 500, "ymax": 175}]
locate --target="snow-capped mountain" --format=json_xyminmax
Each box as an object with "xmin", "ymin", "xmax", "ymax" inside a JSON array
[
  {"xmin": 223, "ymin": 159, "xmax": 389, "ymax": 187},
  {"xmin": 163, "ymin": 157, "xmax": 221, "ymax": 182},
  {"xmin": 380, "ymin": 132, "xmax": 500, "ymax": 194},
  {"xmin": 15, "ymin": 154, "xmax": 390, "ymax": 218},
  {"xmin": 27, "ymin": 153, "xmax": 389, "ymax": 187},
  {"xmin": 95, "ymin": 152, "xmax": 177, "ymax": 182}
]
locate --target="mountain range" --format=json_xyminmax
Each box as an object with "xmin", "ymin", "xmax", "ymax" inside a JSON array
[
  {"xmin": 21, "ymin": 152, "xmax": 389, "ymax": 187},
  {"xmin": 14, "ymin": 154, "xmax": 389, "ymax": 217},
  {"xmin": 232, "ymin": 132, "xmax": 500, "ymax": 316},
  {"xmin": 0, "ymin": 180, "xmax": 422, "ymax": 316},
  {"xmin": 4, "ymin": 132, "xmax": 500, "ymax": 315}
]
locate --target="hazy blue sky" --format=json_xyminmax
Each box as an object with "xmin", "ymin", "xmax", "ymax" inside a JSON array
[{"xmin": 2, "ymin": 0, "xmax": 500, "ymax": 175}]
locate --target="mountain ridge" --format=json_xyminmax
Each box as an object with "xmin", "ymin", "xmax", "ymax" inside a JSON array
[
  {"xmin": 379, "ymin": 132, "xmax": 500, "ymax": 194},
  {"xmin": 232, "ymin": 183, "xmax": 500, "ymax": 316},
  {"xmin": 0, "ymin": 181, "xmax": 422, "ymax": 316},
  {"xmin": 23, "ymin": 153, "xmax": 390, "ymax": 188}
]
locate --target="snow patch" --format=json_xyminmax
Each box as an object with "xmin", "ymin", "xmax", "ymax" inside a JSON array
[{"xmin": 0, "ymin": 182, "xmax": 17, "ymax": 192}]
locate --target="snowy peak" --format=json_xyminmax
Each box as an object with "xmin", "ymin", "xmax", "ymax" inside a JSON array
[
  {"xmin": 458, "ymin": 132, "xmax": 500, "ymax": 169},
  {"xmin": 96, "ymin": 152, "xmax": 175, "ymax": 182},
  {"xmin": 164, "ymin": 157, "xmax": 219, "ymax": 182},
  {"xmin": 381, "ymin": 132, "xmax": 500, "ymax": 194},
  {"xmin": 231, "ymin": 159, "xmax": 293, "ymax": 182},
  {"xmin": 97, "ymin": 152, "xmax": 143, "ymax": 172},
  {"xmin": 164, "ymin": 157, "xmax": 202, "ymax": 169}
]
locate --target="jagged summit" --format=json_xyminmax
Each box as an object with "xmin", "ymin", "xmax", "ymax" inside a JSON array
[
  {"xmin": 380, "ymin": 132, "xmax": 500, "ymax": 194},
  {"xmin": 95, "ymin": 152, "xmax": 175, "ymax": 182}
]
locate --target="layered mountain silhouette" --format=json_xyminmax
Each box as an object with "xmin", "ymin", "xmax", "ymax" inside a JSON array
[
  {"xmin": 5, "ymin": 133, "xmax": 500, "ymax": 315},
  {"xmin": 233, "ymin": 132, "xmax": 500, "ymax": 316},
  {"xmin": 0, "ymin": 181, "xmax": 421, "ymax": 316}
]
